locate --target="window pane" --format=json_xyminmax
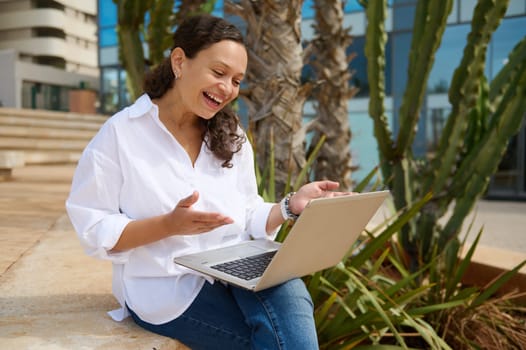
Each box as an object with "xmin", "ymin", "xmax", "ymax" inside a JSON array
[
  {"xmin": 98, "ymin": 0, "xmax": 117, "ymax": 27},
  {"xmin": 491, "ymin": 136, "xmax": 520, "ymax": 192},
  {"xmin": 99, "ymin": 46, "xmax": 119, "ymax": 66},
  {"xmin": 391, "ymin": 31, "xmax": 412, "ymax": 97},
  {"xmin": 102, "ymin": 68, "xmax": 119, "ymax": 114},
  {"xmin": 393, "ymin": 5, "xmax": 415, "ymax": 31},
  {"xmin": 460, "ymin": 0, "xmax": 477, "ymax": 22},
  {"xmin": 349, "ymin": 110, "xmax": 380, "ymax": 183},
  {"xmin": 99, "ymin": 27, "xmax": 117, "ymax": 47},
  {"xmin": 119, "ymin": 69, "xmax": 131, "ymax": 109},
  {"xmin": 489, "ymin": 17, "xmax": 526, "ymax": 80},
  {"xmin": 427, "ymin": 24, "xmax": 470, "ymax": 93},
  {"xmin": 348, "ymin": 36, "xmax": 392, "ymax": 97},
  {"xmin": 506, "ymin": 0, "xmax": 526, "ymax": 16},
  {"xmin": 344, "ymin": 0, "xmax": 366, "ymax": 13},
  {"xmin": 447, "ymin": 0, "xmax": 459, "ymax": 24}
]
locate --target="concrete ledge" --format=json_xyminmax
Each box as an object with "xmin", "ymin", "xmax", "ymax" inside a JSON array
[
  {"xmin": 0, "ymin": 106, "xmax": 108, "ymax": 123},
  {"xmin": 23, "ymin": 150, "xmax": 82, "ymax": 165},
  {"xmin": 462, "ymin": 244, "xmax": 526, "ymax": 304},
  {"xmin": 0, "ymin": 136, "xmax": 88, "ymax": 152},
  {"xmin": 0, "ymin": 107, "xmax": 104, "ymax": 166},
  {"xmin": 0, "ymin": 124, "xmax": 95, "ymax": 140},
  {"xmin": 0, "ymin": 115, "xmax": 103, "ymax": 131},
  {"xmin": 0, "ymin": 150, "xmax": 25, "ymax": 180},
  {"xmin": 0, "ymin": 214, "xmax": 189, "ymax": 349}
]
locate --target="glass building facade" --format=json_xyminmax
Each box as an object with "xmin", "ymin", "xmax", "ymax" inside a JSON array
[{"xmin": 97, "ymin": 0, "xmax": 526, "ymax": 199}]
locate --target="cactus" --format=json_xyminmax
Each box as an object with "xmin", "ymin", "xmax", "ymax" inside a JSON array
[{"xmin": 363, "ymin": 0, "xmax": 525, "ymax": 269}]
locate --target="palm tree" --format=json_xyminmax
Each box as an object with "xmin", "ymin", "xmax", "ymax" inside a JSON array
[
  {"xmin": 225, "ymin": 0, "xmax": 311, "ymax": 196},
  {"xmin": 310, "ymin": 0, "xmax": 357, "ymax": 190}
]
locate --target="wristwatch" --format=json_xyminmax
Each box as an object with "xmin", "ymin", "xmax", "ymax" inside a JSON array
[{"xmin": 280, "ymin": 192, "xmax": 299, "ymax": 221}]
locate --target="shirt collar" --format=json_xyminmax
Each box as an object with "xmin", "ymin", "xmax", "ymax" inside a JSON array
[{"xmin": 128, "ymin": 94, "xmax": 156, "ymax": 119}]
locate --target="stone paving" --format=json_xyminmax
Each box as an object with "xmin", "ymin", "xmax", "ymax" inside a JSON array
[
  {"xmin": 0, "ymin": 165, "xmax": 186, "ymax": 349},
  {"xmin": 0, "ymin": 164, "xmax": 524, "ymax": 349}
]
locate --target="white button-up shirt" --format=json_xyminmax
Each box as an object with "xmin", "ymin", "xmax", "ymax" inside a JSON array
[{"xmin": 66, "ymin": 94, "xmax": 275, "ymax": 324}]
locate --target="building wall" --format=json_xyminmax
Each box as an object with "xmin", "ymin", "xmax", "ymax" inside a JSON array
[
  {"xmin": 0, "ymin": 49, "xmax": 17, "ymax": 107},
  {"xmin": 0, "ymin": 0, "xmax": 99, "ymax": 111}
]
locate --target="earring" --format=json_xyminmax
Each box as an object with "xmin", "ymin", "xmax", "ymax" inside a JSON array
[{"xmin": 174, "ymin": 71, "xmax": 179, "ymax": 80}]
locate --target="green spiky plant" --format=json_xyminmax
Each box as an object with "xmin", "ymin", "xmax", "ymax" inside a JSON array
[
  {"xmin": 252, "ymin": 125, "xmax": 526, "ymax": 348},
  {"xmin": 251, "ymin": 130, "xmax": 458, "ymax": 349},
  {"xmin": 361, "ymin": 1, "xmax": 526, "ymax": 345},
  {"xmin": 362, "ymin": 0, "xmax": 526, "ymax": 271}
]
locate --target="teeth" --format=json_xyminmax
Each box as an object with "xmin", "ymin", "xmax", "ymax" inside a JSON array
[{"xmin": 205, "ymin": 92, "xmax": 222, "ymax": 104}]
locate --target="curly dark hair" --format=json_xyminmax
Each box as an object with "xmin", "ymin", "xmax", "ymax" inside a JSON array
[{"xmin": 143, "ymin": 14, "xmax": 246, "ymax": 168}]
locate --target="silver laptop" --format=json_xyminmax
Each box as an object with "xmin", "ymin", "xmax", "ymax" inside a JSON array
[{"xmin": 174, "ymin": 190, "xmax": 389, "ymax": 291}]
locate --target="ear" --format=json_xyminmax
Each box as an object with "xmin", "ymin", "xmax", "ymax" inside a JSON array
[{"xmin": 170, "ymin": 47, "xmax": 185, "ymax": 77}]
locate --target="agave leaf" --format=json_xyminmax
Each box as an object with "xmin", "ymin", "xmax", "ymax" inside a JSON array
[
  {"xmin": 293, "ymin": 134, "xmax": 326, "ymax": 191},
  {"xmin": 353, "ymin": 346, "xmax": 417, "ymax": 350},
  {"xmin": 368, "ymin": 247, "xmax": 392, "ymax": 276},
  {"xmin": 354, "ymin": 166, "xmax": 380, "ymax": 193},
  {"xmin": 348, "ymin": 268, "xmax": 408, "ymax": 347},
  {"xmin": 314, "ymin": 291, "xmax": 339, "ymax": 329},
  {"xmin": 408, "ymin": 299, "xmax": 466, "ymax": 316},
  {"xmin": 351, "ymin": 193, "xmax": 432, "ymax": 269},
  {"xmin": 449, "ymin": 286, "xmax": 480, "ymax": 302},
  {"xmin": 445, "ymin": 227, "xmax": 483, "ymax": 299}
]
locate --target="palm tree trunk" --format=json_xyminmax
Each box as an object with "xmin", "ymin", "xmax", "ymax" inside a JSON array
[
  {"xmin": 226, "ymin": 0, "xmax": 310, "ymax": 196},
  {"xmin": 310, "ymin": 0, "xmax": 356, "ymax": 190}
]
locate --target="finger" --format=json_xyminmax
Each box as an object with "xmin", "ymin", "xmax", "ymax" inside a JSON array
[
  {"xmin": 177, "ymin": 191, "xmax": 199, "ymax": 208},
  {"xmin": 191, "ymin": 219, "xmax": 234, "ymax": 234},
  {"xmin": 193, "ymin": 212, "xmax": 233, "ymax": 224},
  {"xmin": 320, "ymin": 180, "xmax": 340, "ymax": 191}
]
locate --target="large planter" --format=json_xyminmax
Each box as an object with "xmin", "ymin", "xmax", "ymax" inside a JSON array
[{"xmin": 462, "ymin": 244, "xmax": 526, "ymax": 304}]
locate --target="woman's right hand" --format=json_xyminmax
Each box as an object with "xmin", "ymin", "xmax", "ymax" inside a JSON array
[
  {"xmin": 166, "ymin": 191, "xmax": 234, "ymax": 235},
  {"xmin": 111, "ymin": 191, "xmax": 233, "ymax": 252}
]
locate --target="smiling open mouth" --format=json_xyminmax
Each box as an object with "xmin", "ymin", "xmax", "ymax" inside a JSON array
[{"xmin": 204, "ymin": 92, "xmax": 222, "ymax": 106}]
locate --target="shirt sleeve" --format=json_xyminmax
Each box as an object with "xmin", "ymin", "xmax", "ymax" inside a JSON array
[
  {"xmin": 66, "ymin": 143, "xmax": 133, "ymax": 263},
  {"xmin": 236, "ymin": 138, "xmax": 278, "ymax": 240}
]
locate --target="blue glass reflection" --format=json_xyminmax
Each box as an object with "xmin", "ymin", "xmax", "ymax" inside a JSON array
[
  {"xmin": 393, "ymin": 4, "xmax": 415, "ymax": 31},
  {"xmin": 99, "ymin": 27, "xmax": 118, "ymax": 47},
  {"xmin": 303, "ymin": 0, "xmax": 380, "ymax": 19},
  {"xmin": 98, "ymin": 0, "xmax": 117, "ymax": 27},
  {"xmin": 489, "ymin": 17, "xmax": 526, "ymax": 80},
  {"xmin": 427, "ymin": 24, "xmax": 470, "ymax": 93},
  {"xmin": 348, "ymin": 35, "xmax": 392, "ymax": 97}
]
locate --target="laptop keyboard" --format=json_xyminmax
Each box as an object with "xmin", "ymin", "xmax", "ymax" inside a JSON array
[{"xmin": 210, "ymin": 250, "xmax": 277, "ymax": 280}]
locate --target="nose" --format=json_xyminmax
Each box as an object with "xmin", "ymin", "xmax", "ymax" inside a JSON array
[{"xmin": 218, "ymin": 80, "xmax": 234, "ymax": 96}]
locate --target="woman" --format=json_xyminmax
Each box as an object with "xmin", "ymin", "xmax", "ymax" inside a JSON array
[{"xmin": 67, "ymin": 14, "xmax": 343, "ymax": 349}]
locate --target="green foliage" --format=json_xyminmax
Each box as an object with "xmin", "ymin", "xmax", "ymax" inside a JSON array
[
  {"xmin": 113, "ymin": 0, "xmax": 152, "ymax": 100},
  {"xmin": 363, "ymin": 0, "xmax": 526, "ymax": 270},
  {"xmin": 251, "ymin": 131, "xmax": 457, "ymax": 348},
  {"xmin": 146, "ymin": 0, "xmax": 175, "ymax": 66},
  {"xmin": 361, "ymin": 3, "xmax": 526, "ymax": 346}
]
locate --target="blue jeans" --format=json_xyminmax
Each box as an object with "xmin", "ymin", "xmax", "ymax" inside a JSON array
[{"xmin": 128, "ymin": 278, "xmax": 318, "ymax": 349}]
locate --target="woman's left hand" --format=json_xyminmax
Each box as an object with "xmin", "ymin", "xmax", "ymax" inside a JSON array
[{"xmin": 288, "ymin": 180, "xmax": 353, "ymax": 215}]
